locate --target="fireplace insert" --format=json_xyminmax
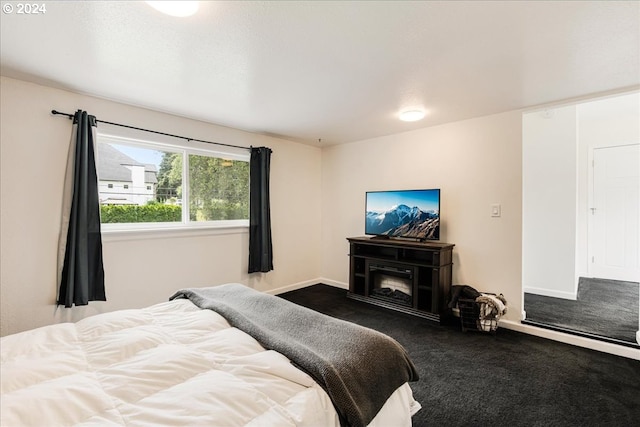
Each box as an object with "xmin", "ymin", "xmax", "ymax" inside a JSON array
[{"xmin": 368, "ymin": 264, "xmax": 414, "ymax": 306}]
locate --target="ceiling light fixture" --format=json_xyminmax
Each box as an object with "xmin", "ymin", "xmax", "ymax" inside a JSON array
[
  {"xmin": 399, "ymin": 109, "xmax": 426, "ymax": 122},
  {"xmin": 146, "ymin": 1, "xmax": 199, "ymax": 17}
]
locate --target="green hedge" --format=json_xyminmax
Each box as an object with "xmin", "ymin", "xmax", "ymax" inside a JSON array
[
  {"xmin": 101, "ymin": 204, "xmax": 182, "ymax": 223},
  {"xmin": 192, "ymin": 200, "xmax": 248, "ymax": 221}
]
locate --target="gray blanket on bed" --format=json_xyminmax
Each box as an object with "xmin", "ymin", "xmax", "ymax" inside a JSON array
[{"xmin": 170, "ymin": 284, "xmax": 418, "ymax": 427}]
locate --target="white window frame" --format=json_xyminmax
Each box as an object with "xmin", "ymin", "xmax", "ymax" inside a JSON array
[{"xmin": 97, "ymin": 133, "xmax": 250, "ymax": 238}]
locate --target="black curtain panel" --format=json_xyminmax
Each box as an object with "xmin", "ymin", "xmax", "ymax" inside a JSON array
[
  {"xmin": 248, "ymin": 146, "xmax": 274, "ymax": 273},
  {"xmin": 57, "ymin": 110, "xmax": 106, "ymax": 307}
]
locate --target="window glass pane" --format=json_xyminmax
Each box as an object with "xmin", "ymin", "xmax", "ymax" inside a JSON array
[
  {"xmin": 188, "ymin": 154, "xmax": 250, "ymax": 222},
  {"xmin": 97, "ymin": 143, "xmax": 182, "ymax": 223},
  {"xmin": 96, "ymin": 137, "xmax": 249, "ymax": 229}
]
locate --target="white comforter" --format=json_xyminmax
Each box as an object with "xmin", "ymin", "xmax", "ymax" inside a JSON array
[{"xmin": 1, "ymin": 298, "xmax": 420, "ymax": 426}]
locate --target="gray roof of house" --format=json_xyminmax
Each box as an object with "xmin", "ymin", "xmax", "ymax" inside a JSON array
[{"xmin": 97, "ymin": 144, "xmax": 157, "ymax": 184}]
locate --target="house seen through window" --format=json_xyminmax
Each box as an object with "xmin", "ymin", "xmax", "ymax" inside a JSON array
[{"xmin": 96, "ymin": 136, "xmax": 250, "ymax": 228}]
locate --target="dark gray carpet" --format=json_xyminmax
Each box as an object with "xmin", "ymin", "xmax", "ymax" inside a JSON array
[
  {"xmin": 279, "ymin": 284, "xmax": 640, "ymax": 427},
  {"xmin": 525, "ymin": 277, "xmax": 639, "ymax": 345}
]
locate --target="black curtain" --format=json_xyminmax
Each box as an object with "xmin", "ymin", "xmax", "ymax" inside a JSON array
[
  {"xmin": 248, "ymin": 147, "xmax": 273, "ymax": 273},
  {"xmin": 57, "ymin": 110, "xmax": 106, "ymax": 307}
]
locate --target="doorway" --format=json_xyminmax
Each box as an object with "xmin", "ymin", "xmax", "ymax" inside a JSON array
[{"xmin": 522, "ymin": 92, "xmax": 640, "ymax": 347}]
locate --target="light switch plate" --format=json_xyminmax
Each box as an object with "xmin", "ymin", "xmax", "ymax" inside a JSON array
[{"xmin": 491, "ymin": 204, "xmax": 501, "ymax": 217}]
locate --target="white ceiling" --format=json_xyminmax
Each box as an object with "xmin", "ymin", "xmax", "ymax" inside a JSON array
[{"xmin": 1, "ymin": 1, "xmax": 638, "ymax": 146}]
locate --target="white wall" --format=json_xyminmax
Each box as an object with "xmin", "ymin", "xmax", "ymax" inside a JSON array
[
  {"xmin": 0, "ymin": 76, "xmax": 322, "ymax": 336},
  {"xmin": 320, "ymin": 111, "xmax": 523, "ymax": 322},
  {"xmin": 522, "ymin": 106, "xmax": 578, "ymax": 299}
]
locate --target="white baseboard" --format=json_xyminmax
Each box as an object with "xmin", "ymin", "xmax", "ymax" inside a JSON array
[
  {"xmin": 265, "ymin": 279, "xmax": 319, "ymax": 295},
  {"xmin": 523, "ymin": 287, "xmax": 577, "ymax": 300},
  {"xmin": 500, "ymin": 320, "xmax": 640, "ymax": 360},
  {"xmin": 316, "ymin": 278, "xmax": 348, "ymax": 290}
]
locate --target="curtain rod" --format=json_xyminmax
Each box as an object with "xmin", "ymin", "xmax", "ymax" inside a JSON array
[{"xmin": 51, "ymin": 110, "xmax": 251, "ymax": 152}]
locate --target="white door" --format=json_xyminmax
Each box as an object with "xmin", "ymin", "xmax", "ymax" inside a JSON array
[{"xmin": 589, "ymin": 144, "xmax": 640, "ymax": 282}]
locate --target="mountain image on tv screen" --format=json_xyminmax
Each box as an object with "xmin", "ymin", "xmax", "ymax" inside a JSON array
[{"xmin": 365, "ymin": 189, "xmax": 440, "ymax": 240}]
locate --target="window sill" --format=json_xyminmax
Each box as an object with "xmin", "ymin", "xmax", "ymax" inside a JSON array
[{"xmin": 101, "ymin": 224, "xmax": 249, "ymax": 242}]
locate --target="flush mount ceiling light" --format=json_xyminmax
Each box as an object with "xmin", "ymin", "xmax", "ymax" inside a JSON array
[
  {"xmin": 146, "ymin": 1, "xmax": 199, "ymax": 17},
  {"xmin": 399, "ymin": 109, "xmax": 426, "ymax": 122}
]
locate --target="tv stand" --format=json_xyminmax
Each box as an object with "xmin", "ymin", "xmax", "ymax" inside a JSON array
[{"xmin": 347, "ymin": 236, "xmax": 454, "ymax": 322}]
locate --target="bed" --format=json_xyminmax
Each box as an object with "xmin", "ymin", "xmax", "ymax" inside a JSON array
[{"xmin": 1, "ymin": 284, "xmax": 421, "ymax": 426}]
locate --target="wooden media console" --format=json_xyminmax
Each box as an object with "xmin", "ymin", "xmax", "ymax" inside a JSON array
[{"xmin": 347, "ymin": 236, "xmax": 454, "ymax": 322}]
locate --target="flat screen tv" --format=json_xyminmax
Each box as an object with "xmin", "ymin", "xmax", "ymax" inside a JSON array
[{"xmin": 365, "ymin": 189, "xmax": 440, "ymax": 240}]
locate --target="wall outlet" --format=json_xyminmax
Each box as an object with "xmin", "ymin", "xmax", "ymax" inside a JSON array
[{"xmin": 491, "ymin": 204, "xmax": 501, "ymax": 217}]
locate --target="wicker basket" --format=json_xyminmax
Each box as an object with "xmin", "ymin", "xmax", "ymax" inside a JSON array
[{"xmin": 458, "ymin": 296, "xmax": 499, "ymax": 334}]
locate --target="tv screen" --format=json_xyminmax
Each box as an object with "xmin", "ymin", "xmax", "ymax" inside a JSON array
[{"xmin": 365, "ymin": 189, "xmax": 440, "ymax": 240}]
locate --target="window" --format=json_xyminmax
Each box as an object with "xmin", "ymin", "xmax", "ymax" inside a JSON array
[{"xmin": 96, "ymin": 134, "xmax": 250, "ymax": 231}]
